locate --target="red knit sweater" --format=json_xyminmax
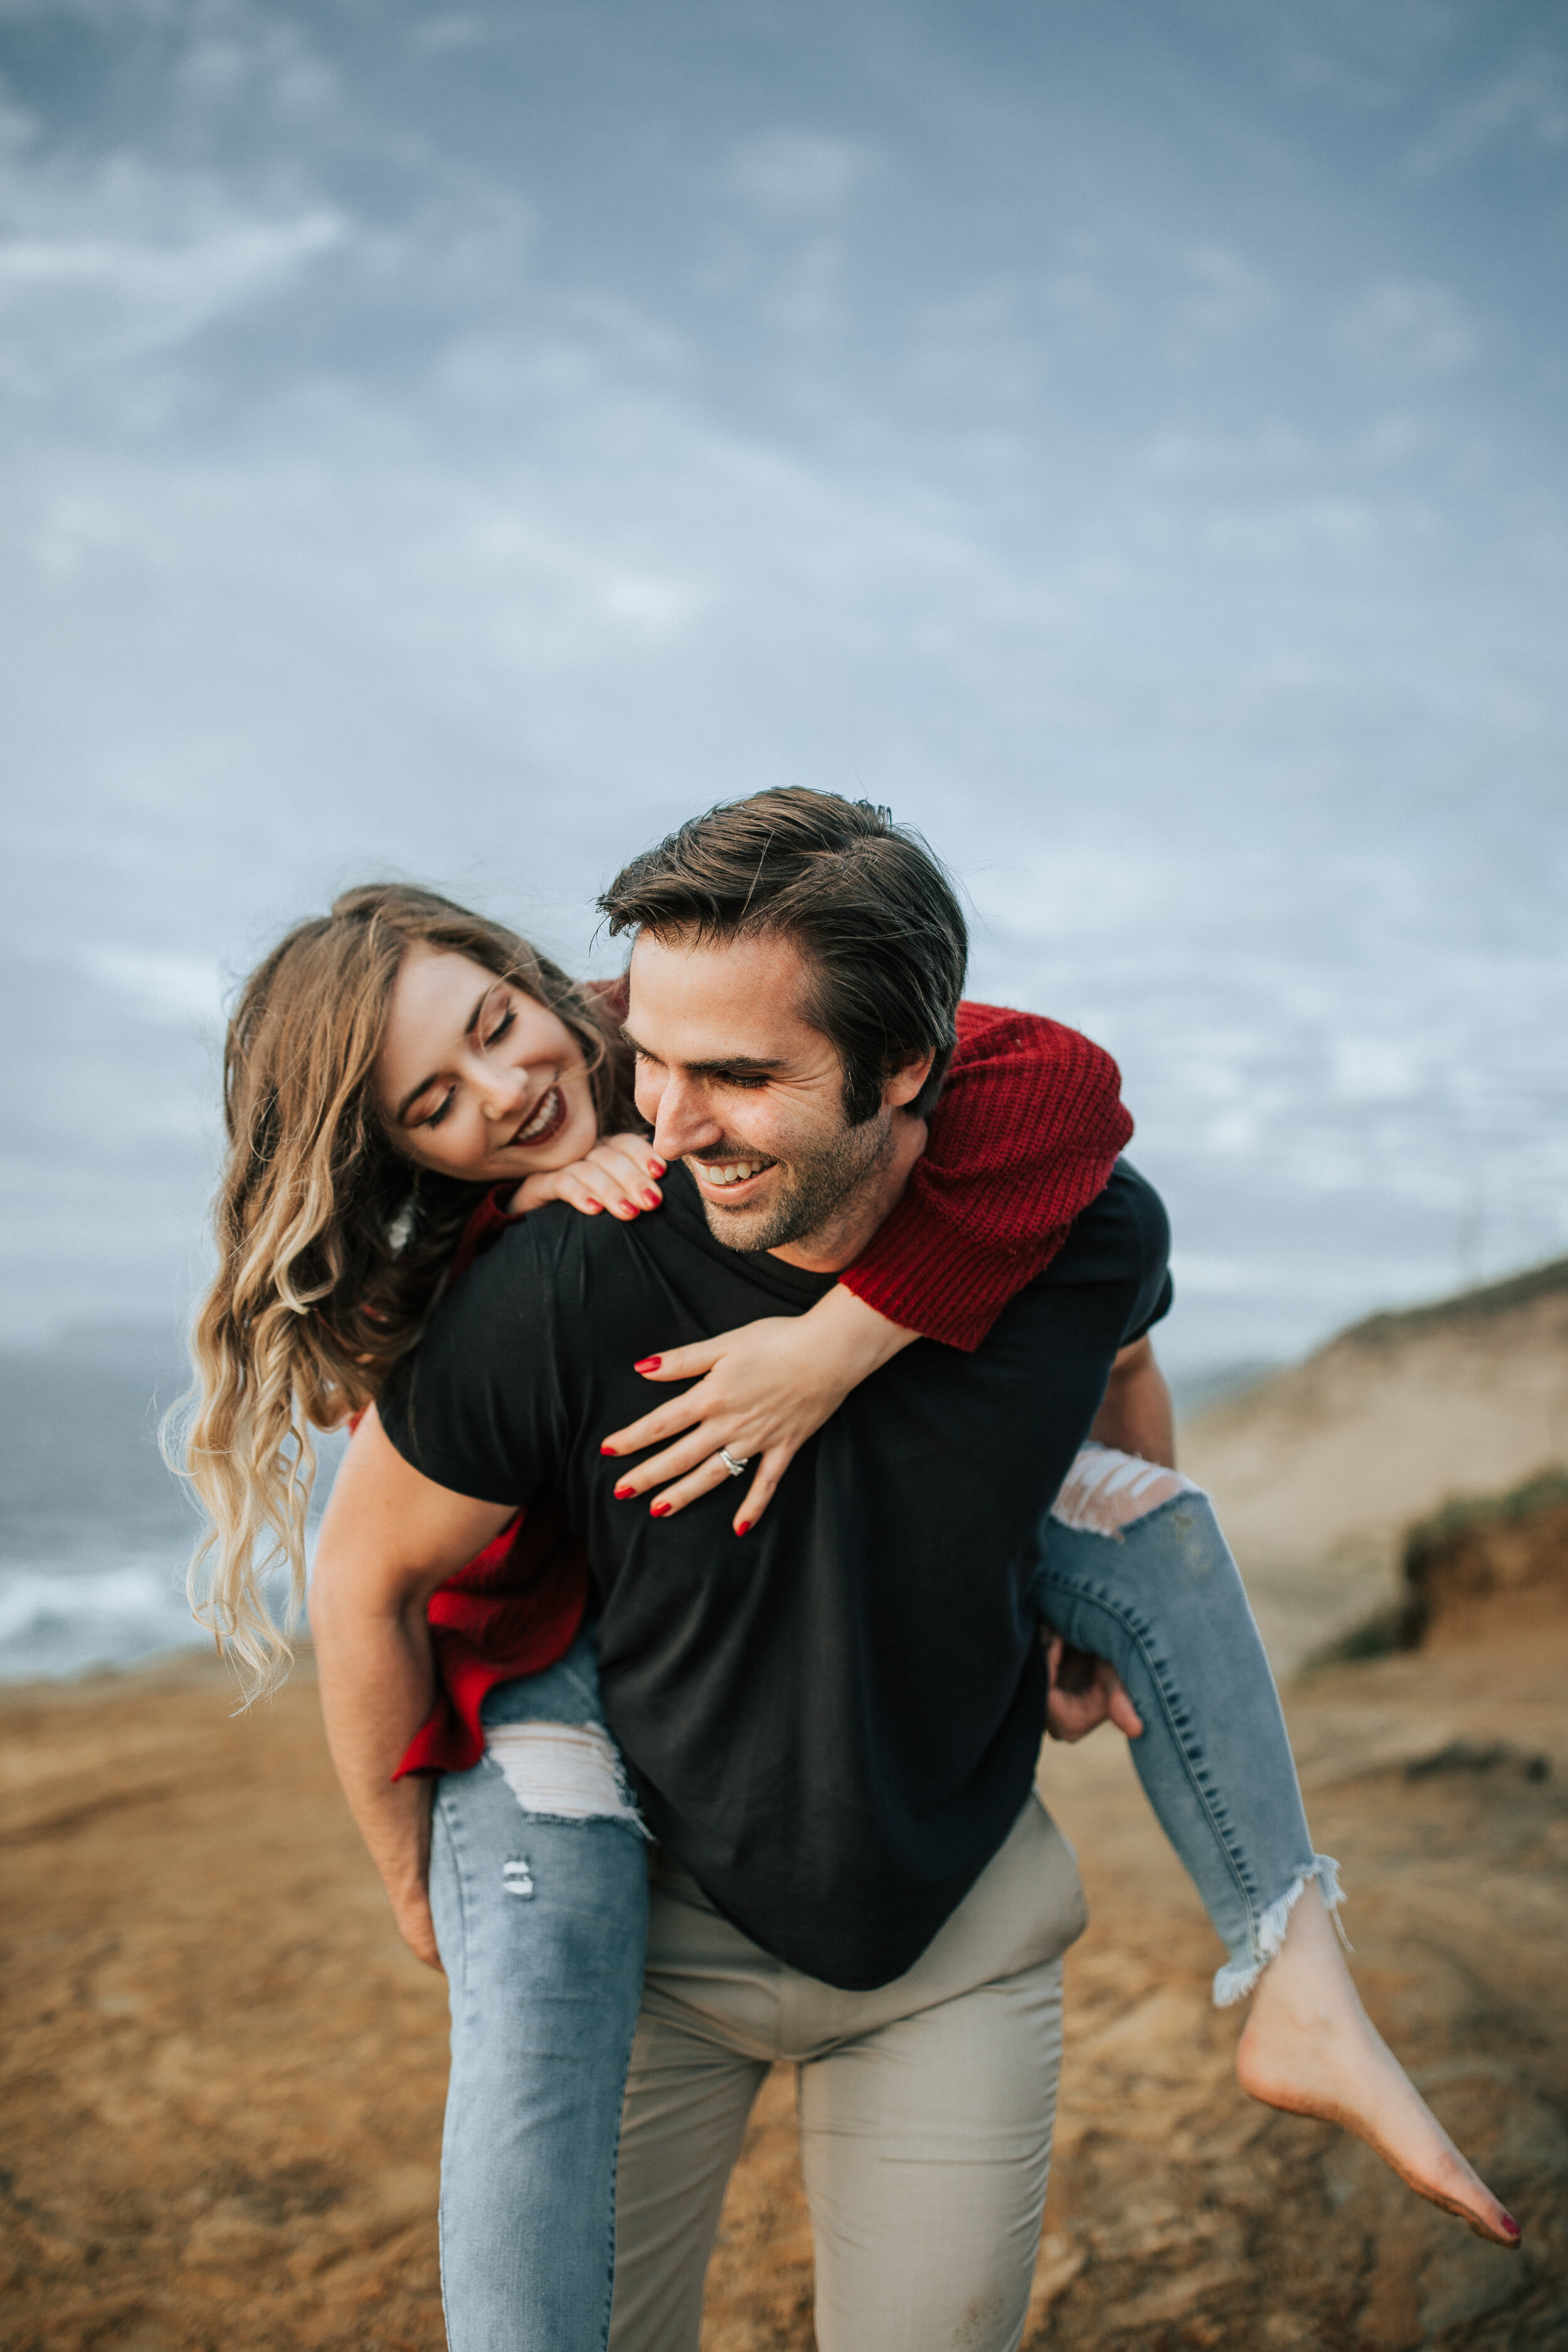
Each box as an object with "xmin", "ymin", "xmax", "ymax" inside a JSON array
[{"xmin": 395, "ymin": 1000, "xmax": 1131, "ymax": 1778}]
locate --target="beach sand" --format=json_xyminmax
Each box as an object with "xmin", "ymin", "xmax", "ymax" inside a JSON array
[{"xmin": 4, "ymin": 1614, "xmax": 1566, "ymax": 2350}]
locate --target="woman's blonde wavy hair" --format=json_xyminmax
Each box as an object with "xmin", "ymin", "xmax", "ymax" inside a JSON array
[{"xmin": 171, "ymin": 882, "xmax": 633, "ymax": 1702}]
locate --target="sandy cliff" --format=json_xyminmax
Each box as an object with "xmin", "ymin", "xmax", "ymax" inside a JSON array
[{"xmin": 1179, "ymin": 1257, "xmax": 1568, "ymax": 1671}]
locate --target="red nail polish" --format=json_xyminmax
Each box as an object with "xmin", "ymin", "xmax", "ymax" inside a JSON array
[
  {"xmin": 1500, "ymin": 2212, "xmax": 1521, "ymax": 2240},
  {"xmin": 650, "ymin": 1501, "xmax": 672, "ymax": 1518},
  {"xmin": 634, "ymin": 1357, "xmax": 661, "ymax": 1373},
  {"xmin": 647, "ymin": 1159, "xmax": 666, "ymax": 1176},
  {"xmin": 642, "ymin": 1190, "xmax": 662, "ymax": 1209},
  {"xmin": 600, "ymin": 1443, "xmax": 617, "ymax": 1456},
  {"xmin": 735, "ymin": 1521, "xmax": 751, "ymax": 1537},
  {"xmin": 613, "ymin": 1484, "xmax": 635, "ymax": 1500}
]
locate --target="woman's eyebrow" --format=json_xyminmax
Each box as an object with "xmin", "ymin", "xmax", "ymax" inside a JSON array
[{"xmin": 395, "ymin": 985, "xmax": 493, "ymax": 1121}]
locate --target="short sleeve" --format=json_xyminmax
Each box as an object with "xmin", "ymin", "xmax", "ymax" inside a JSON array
[
  {"xmin": 1115, "ymin": 1168, "xmax": 1173, "ymax": 1347},
  {"xmin": 1125, "ymin": 1267, "xmax": 1174, "ymax": 1348}
]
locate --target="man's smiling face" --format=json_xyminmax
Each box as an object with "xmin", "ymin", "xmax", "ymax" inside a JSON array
[{"xmin": 625, "ymin": 927, "xmax": 922, "ymax": 1264}]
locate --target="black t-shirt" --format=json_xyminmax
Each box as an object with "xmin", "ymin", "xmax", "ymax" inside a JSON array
[{"xmin": 379, "ymin": 1158, "xmax": 1171, "ymax": 1989}]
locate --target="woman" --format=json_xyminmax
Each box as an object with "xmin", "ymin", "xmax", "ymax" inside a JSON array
[{"xmin": 178, "ymin": 883, "xmax": 1516, "ymax": 2349}]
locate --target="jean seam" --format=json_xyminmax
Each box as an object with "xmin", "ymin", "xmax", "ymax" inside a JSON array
[
  {"xmin": 435, "ymin": 1773, "xmax": 479, "ymax": 2344},
  {"xmin": 1040, "ymin": 1576, "xmax": 1265, "ymax": 1946}
]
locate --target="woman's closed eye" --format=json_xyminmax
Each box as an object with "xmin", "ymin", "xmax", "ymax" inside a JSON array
[
  {"xmin": 407, "ymin": 997, "xmax": 514, "ymax": 1125},
  {"xmin": 413, "ymin": 1086, "xmax": 457, "ymax": 1130}
]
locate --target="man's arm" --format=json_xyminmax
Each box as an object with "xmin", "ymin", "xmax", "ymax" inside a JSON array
[
  {"xmin": 1089, "ymin": 1333, "xmax": 1176, "ymax": 1468},
  {"xmin": 309, "ymin": 1405, "xmax": 516, "ymax": 1968}
]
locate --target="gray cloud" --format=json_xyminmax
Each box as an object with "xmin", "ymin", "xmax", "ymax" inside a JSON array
[{"xmin": 1336, "ymin": 278, "xmax": 1476, "ymax": 379}]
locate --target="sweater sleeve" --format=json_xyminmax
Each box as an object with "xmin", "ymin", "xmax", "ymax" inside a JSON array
[{"xmin": 840, "ymin": 1000, "xmax": 1135, "ymax": 1351}]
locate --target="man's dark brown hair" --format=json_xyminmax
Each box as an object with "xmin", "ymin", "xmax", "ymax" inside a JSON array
[{"xmin": 598, "ymin": 787, "xmax": 968, "ymax": 1124}]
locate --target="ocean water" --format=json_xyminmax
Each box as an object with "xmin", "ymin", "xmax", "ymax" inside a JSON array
[
  {"xmin": 0, "ymin": 1327, "xmax": 334, "ymax": 1685},
  {"xmin": 0, "ymin": 1329, "xmax": 201, "ymax": 1680}
]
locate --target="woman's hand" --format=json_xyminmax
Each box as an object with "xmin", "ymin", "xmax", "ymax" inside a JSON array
[
  {"xmin": 506, "ymin": 1133, "xmax": 665, "ymax": 1222},
  {"xmin": 599, "ymin": 1285, "xmax": 919, "ymax": 1533}
]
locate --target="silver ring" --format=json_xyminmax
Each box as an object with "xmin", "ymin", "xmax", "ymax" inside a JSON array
[{"xmin": 718, "ymin": 1446, "xmax": 750, "ymax": 1479}]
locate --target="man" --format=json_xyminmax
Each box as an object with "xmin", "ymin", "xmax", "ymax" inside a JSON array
[{"xmin": 317, "ymin": 789, "xmax": 1172, "ymax": 2349}]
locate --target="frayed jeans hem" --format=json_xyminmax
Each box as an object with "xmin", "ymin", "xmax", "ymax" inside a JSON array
[{"xmin": 1211, "ymin": 1855, "xmax": 1346, "ymax": 2008}]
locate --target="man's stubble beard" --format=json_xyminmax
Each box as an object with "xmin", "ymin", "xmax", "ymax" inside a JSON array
[{"xmin": 692, "ymin": 1110, "xmax": 895, "ymax": 1255}]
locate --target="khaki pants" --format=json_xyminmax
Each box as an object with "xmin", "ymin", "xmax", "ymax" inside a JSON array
[{"xmin": 608, "ymin": 1794, "xmax": 1088, "ymax": 2352}]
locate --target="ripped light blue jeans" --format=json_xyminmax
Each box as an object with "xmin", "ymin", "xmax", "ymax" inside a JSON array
[
  {"xmin": 1036, "ymin": 1443, "xmax": 1340, "ymax": 2005},
  {"xmin": 429, "ymin": 1629, "xmax": 649, "ymax": 2352}
]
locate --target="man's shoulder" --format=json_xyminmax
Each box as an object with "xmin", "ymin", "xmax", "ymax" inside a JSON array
[
  {"xmin": 1046, "ymin": 1158, "xmax": 1172, "ymax": 1338},
  {"xmin": 1086, "ymin": 1158, "xmax": 1168, "ymax": 1250},
  {"xmin": 442, "ymin": 1181, "xmax": 706, "ymax": 1327},
  {"xmin": 410, "ymin": 1205, "xmax": 598, "ymax": 1374},
  {"xmin": 1024, "ymin": 1159, "xmax": 1168, "ymax": 1298},
  {"xmin": 447, "ymin": 1197, "xmax": 572, "ymax": 1303},
  {"xmin": 381, "ymin": 1204, "xmax": 607, "ymax": 1453}
]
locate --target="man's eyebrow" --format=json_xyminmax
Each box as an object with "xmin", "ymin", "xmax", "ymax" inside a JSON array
[
  {"xmin": 620, "ymin": 1029, "xmax": 785, "ymax": 1078},
  {"xmin": 395, "ymin": 984, "xmax": 492, "ymax": 1121}
]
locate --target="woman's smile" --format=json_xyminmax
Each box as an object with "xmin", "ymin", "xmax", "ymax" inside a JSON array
[{"xmin": 507, "ymin": 1083, "xmax": 568, "ymax": 1152}]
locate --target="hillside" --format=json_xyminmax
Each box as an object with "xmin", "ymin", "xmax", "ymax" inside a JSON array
[{"xmin": 1179, "ymin": 1256, "xmax": 1568, "ymax": 1673}]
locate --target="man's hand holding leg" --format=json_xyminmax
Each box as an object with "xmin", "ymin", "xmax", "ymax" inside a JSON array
[{"xmin": 1043, "ymin": 1631, "xmax": 1145, "ymax": 1744}]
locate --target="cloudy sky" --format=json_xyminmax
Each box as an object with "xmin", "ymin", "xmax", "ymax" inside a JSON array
[{"xmin": 3, "ymin": 0, "xmax": 1566, "ymax": 1374}]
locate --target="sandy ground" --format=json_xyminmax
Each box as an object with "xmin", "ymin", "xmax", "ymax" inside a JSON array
[{"xmin": 4, "ymin": 1616, "xmax": 1565, "ymax": 2351}]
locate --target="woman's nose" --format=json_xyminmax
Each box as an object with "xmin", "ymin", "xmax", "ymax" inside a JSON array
[{"xmin": 478, "ymin": 1067, "xmax": 528, "ymax": 1121}]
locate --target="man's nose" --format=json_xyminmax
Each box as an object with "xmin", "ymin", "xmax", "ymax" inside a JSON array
[{"xmin": 649, "ymin": 1073, "xmax": 719, "ymax": 1163}]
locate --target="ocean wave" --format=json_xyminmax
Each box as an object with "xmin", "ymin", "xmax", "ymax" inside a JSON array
[{"xmin": 0, "ymin": 1557, "xmax": 208, "ymax": 1682}]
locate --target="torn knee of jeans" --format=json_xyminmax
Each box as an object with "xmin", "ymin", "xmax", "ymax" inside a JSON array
[
  {"xmin": 484, "ymin": 1722, "xmax": 647, "ymax": 1832},
  {"xmin": 1050, "ymin": 1443, "xmax": 1197, "ymax": 1539}
]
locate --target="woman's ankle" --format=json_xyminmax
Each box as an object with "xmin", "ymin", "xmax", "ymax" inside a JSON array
[{"xmin": 1216, "ymin": 1860, "xmax": 1346, "ymax": 2009}]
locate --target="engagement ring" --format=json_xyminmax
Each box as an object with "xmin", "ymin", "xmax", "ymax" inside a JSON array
[{"xmin": 718, "ymin": 1447, "xmax": 750, "ymax": 1478}]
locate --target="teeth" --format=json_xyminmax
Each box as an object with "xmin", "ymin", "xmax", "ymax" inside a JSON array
[
  {"xmin": 695, "ymin": 1158, "xmax": 768, "ymax": 1188},
  {"xmin": 517, "ymin": 1088, "xmax": 559, "ymax": 1142}
]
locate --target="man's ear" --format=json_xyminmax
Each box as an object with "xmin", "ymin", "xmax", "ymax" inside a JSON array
[{"xmin": 884, "ymin": 1052, "xmax": 936, "ymax": 1111}]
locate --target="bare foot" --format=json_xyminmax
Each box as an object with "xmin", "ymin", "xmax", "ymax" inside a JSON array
[{"xmin": 1235, "ymin": 1882, "xmax": 1522, "ymax": 2249}]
